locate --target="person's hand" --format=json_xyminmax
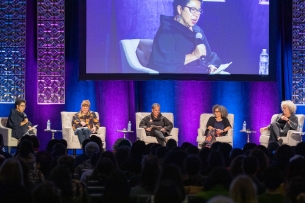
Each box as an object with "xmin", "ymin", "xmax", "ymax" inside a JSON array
[
  {"xmin": 28, "ymin": 126, "xmax": 32, "ymax": 130},
  {"xmin": 21, "ymin": 118, "xmax": 28, "ymax": 126},
  {"xmin": 216, "ymin": 129, "xmax": 223, "ymax": 134},
  {"xmin": 80, "ymin": 121, "xmax": 86, "ymax": 126},
  {"xmin": 208, "ymin": 65, "xmax": 218, "ymax": 73},
  {"xmin": 192, "ymin": 44, "xmax": 206, "ymax": 59},
  {"xmin": 91, "ymin": 126, "xmax": 96, "ymax": 134},
  {"xmin": 281, "ymin": 115, "xmax": 289, "ymax": 121},
  {"xmin": 260, "ymin": 127, "xmax": 268, "ymax": 132},
  {"xmin": 146, "ymin": 127, "xmax": 152, "ymax": 132},
  {"xmin": 161, "ymin": 128, "xmax": 166, "ymax": 132}
]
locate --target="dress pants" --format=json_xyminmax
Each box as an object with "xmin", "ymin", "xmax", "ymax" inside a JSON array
[
  {"xmin": 75, "ymin": 128, "xmax": 91, "ymax": 144},
  {"xmin": 269, "ymin": 122, "xmax": 287, "ymax": 142},
  {"xmin": 151, "ymin": 128, "xmax": 166, "ymax": 146}
]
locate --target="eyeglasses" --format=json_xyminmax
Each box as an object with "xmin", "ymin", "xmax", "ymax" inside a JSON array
[
  {"xmin": 184, "ymin": 6, "xmax": 203, "ymax": 14},
  {"xmin": 214, "ymin": 110, "xmax": 220, "ymax": 113},
  {"xmin": 19, "ymin": 105, "xmax": 26, "ymax": 107}
]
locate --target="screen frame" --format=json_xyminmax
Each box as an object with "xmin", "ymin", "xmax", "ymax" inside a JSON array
[{"xmin": 79, "ymin": 0, "xmax": 276, "ymax": 81}]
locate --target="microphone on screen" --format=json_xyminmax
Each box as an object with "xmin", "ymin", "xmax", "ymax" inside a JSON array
[{"xmin": 195, "ymin": 32, "xmax": 205, "ymax": 59}]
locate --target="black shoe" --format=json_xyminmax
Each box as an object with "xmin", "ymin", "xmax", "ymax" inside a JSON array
[{"xmin": 278, "ymin": 138, "xmax": 283, "ymax": 146}]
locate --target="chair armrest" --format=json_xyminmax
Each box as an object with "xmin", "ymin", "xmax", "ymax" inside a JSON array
[
  {"xmin": 197, "ymin": 128, "xmax": 205, "ymax": 137},
  {"xmin": 260, "ymin": 130, "xmax": 270, "ymax": 136},
  {"xmin": 136, "ymin": 128, "xmax": 146, "ymax": 140},
  {"xmin": 227, "ymin": 129, "xmax": 233, "ymax": 137},
  {"xmin": 0, "ymin": 127, "xmax": 12, "ymax": 146},
  {"xmin": 62, "ymin": 127, "xmax": 74, "ymax": 143},
  {"xmin": 96, "ymin": 127, "xmax": 106, "ymax": 141},
  {"xmin": 287, "ymin": 130, "xmax": 302, "ymax": 146},
  {"xmin": 170, "ymin": 128, "xmax": 179, "ymax": 138}
]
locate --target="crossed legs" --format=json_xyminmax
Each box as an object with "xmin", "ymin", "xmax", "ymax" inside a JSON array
[{"xmin": 75, "ymin": 128, "xmax": 91, "ymax": 144}]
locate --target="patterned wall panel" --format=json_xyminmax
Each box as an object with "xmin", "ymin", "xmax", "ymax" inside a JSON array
[
  {"xmin": 37, "ymin": 0, "xmax": 65, "ymax": 104},
  {"xmin": 0, "ymin": 0, "xmax": 26, "ymax": 103},
  {"xmin": 292, "ymin": 0, "xmax": 305, "ymax": 104}
]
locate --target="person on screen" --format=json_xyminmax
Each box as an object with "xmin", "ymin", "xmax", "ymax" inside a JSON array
[
  {"xmin": 72, "ymin": 100, "xmax": 100, "ymax": 144},
  {"xmin": 147, "ymin": 0, "xmax": 221, "ymax": 73},
  {"xmin": 6, "ymin": 98, "xmax": 35, "ymax": 140},
  {"xmin": 203, "ymin": 104, "xmax": 231, "ymax": 147},
  {"xmin": 139, "ymin": 103, "xmax": 173, "ymax": 146},
  {"xmin": 260, "ymin": 100, "xmax": 298, "ymax": 145}
]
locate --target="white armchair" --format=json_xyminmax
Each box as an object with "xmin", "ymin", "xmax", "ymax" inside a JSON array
[
  {"xmin": 259, "ymin": 114, "xmax": 305, "ymax": 147},
  {"xmin": 136, "ymin": 112, "xmax": 178, "ymax": 144},
  {"xmin": 120, "ymin": 39, "xmax": 159, "ymax": 74},
  {"xmin": 0, "ymin": 117, "xmax": 37, "ymax": 153},
  {"xmin": 196, "ymin": 113, "xmax": 234, "ymax": 148},
  {"xmin": 61, "ymin": 112, "xmax": 106, "ymax": 149}
]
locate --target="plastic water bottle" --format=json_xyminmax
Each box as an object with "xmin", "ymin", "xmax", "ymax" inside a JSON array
[
  {"xmin": 243, "ymin": 121, "xmax": 246, "ymax": 131},
  {"xmin": 47, "ymin": 119, "xmax": 51, "ymax": 130},
  {"xmin": 127, "ymin": 121, "xmax": 131, "ymax": 131},
  {"xmin": 259, "ymin": 49, "xmax": 269, "ymax": 75}
]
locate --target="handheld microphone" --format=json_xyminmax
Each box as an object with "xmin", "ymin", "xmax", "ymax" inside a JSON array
[
  {"xmin": 23, "ymin": 113, "xmax": 27, "ymax": 119},
  {"xmin": 195, "ymin": 32, "xmax": 205, "ymax": 59}
]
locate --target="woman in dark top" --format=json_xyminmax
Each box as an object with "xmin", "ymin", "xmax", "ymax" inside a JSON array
[
  {"xmin": 147, "ymin": 0, "xmax": 221, "ymax": 73},
  {"xmin": 204, "ymin": 105, "xmax": 232, "ymax": 147},
  {"xmin": 6, "ymin": 98, "xmax": 34, "ymax": 139},
  {"xmin": 260, "ymin": 100, "xmax": 298, "ymax": 145}
]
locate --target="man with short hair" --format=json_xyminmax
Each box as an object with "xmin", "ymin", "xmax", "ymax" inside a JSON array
[{"xmin": 139, "ymin": 103, "xmax": 173, "ymax": 145}]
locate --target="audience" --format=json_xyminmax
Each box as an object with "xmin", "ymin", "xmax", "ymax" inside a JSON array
[{"xmin": 1, "ymin": 135, "xmax": 305, "ymax": 203}]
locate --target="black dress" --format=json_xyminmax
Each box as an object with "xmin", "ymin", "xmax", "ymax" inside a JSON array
[{"xmin": 147, "ymin": 15, "xmax": 221, "ymax": 73}]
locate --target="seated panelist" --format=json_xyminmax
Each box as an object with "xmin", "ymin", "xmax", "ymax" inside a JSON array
[
  {"xmin": 204, "ymin": 104, "xmax": 231, "ymax": 147},
  {"xmin": 72, "ymin": 100, "xmax": 100, "ymax": 144},
  {"xmin": 6, "ymin": 98, "xmax": 35, "ymax": 140},
  {"xmin": 260, "ymin": 100, "xmax": 298, "ymax": 145},
  {"xmin": 139, "ymin": 103, "xmax": 173, "ymax": 146}
]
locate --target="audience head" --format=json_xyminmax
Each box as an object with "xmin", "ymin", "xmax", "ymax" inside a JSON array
[
  {"xmin": 46, "ymin": 139, "xmax": 60, "ymax": 152},
  {"xmin": 35, "ymin": 150, "xmax": 52, "ymax": 178},
  {"xmin": 207, "ymin": 150, "xmax": 225, "ymax": 169},
  {"xmin": 154, "ymin": 179, "xmax": 184, "ymax": 203},
  {"xmin": 115, "ymin": 145, "xmax": 130, "ymax": 167},
  {"xmin": 51, "ymin": 143, "xmax": 66, "ymax": 158},
  {"xmin": 275, "ymin": 145, "xmax": 294, "ymax": 167},
  {"xmin": 151, "ymin": 143, "xmax": 162, "ymax": 155},
  {"xmin": 242, "ymin": 156, "xmax": 258, "ymax": 176},
  {"xmin": 263, "ymin": 165, "xmax": 284, "ymax": 191},
  {"xmin": 32, "ymin": 182, "xmax": 62, "ymax": 203},
  {"xmin": 156, "ymin": 146, "xmax": 168, "ymax": 160},
  {"xmin": 130, "ymin": 140, "xmax": 146, "ymax": 158},
  {"xmin": 101, "ymin": 150, "xmax": 118, "ymax": 169},
  {"xmin": 93, "ymin": 157, "xmax": 115, "ymax": 179},
  {"xmin": 286, "ymin": 177, "xmax": 305, "ymax": 203},
  {"xmin": 186, "ymin": 145, "xmax": 199, "ymax": 155},
  {"xmin": 286, "ymin": 156, "xmax": 305, "ymax": 181},
  {"xmin": 112, "ymin": 138, "xmax": 131, "ymax": 152},
  {"xmin": 207, "ymin": 195, "xmax": 235, "ymax": 203},
  {"xmin": 229, "ymin": 148, "xmax": 243, "ymax": 162},
  {"xmin": 0, "ymin": 158, "xmax": 24, "ymax": 186},
  {"xmin": 58, "ymin": 139, "xmax": 67, "ymax": 148},
  {"xmin": 57, "ymin": 155, "xmax": 76, "ymax": 174},
  {"xmin": 211, "ymin": 141, "xmax": 221, "ymax": 151},
  {"xmin": 229, "ymin": 155, "xmax": 244, "ymax": 178},
  {"xmin": 140, "ymin": 155, "xmax": 159, "ymax": 192},
  {"xmin": 204, "ymin": 167, "xmax": 232, "ymax": 190},
  {"xmin": 281, "ymin": 100, "xmax": 296, "ymax": 114},
  {"xmin": 243, "ymin": 143, "xmax": 257, "ymax": 153},
  {"xmin": 229, "ymin": 175, "xmax": 257, "ymax": 203},
  {"xmin": 85, "ymin": 141, "xmax": 100, "ymax": 158},
  {"xmin": 90, "ymin": 135, "xmax": 104, "ymax": 151},
  {"xmin": 184, "ymin": 155, "xmax": 201, "ymax": 177},
  {"xmin": 295, "ymin": 142, "xmax": 305, "ymax": 157},
  {"xmin": 49, "ymin": 165, "xmax": 73, "ymax": 198},
  {"xmin": 81, "ymin": 138, "xmax": 90, "ymax": 151},
  {"xmin": 31, "ymin": 135, "xmax": 40, "ymax": 151},
  {"xmin": 163, "ymin": 149, "xmax": 188, "ymax": 174},
  {"xmin": 18, "ymin": 139, "xmax": 34, "ymax": 157},
  {"xmin": 166, "ymin": 138, "xmax": 178, "ymax": 151},
  {"xmin": 181, "ymin": 142, "xmax": 193, "ymax": 150}
]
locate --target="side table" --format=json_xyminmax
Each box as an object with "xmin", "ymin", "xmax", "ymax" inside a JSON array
[
  {"xmin": 44, "ymin": 129, "xmax": 62, "ymax": 140},
  {"xmin": 116, "ymin": 129, "xmax": 134, "ymax": 138},
  {"xmin": 240, "ymin": 130, "xmax": 256, "ymax": 143}
]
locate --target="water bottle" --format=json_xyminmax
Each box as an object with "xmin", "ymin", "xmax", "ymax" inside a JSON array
[
  {"xmin": 299, "ymin": 124, "xmax": 303, "ymax": 132},
  {"xmin": 47, "ymin": 119, "xmax": 51, "ymax": 130},
  {"xmin": 242, "ymin": 121, "xmax": 246, "ymax": 131},
  {"xmin": 127, "ymin": 121, "xmax": 131, "ymax": 131},
  {"xmin": 259, "ymin": 49, "xmax": 269, "ymax": 75}
]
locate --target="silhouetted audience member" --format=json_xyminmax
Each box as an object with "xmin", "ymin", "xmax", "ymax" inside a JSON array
[
  {"xmin": 87, "ymin": 157, "xmax": 115, "ymax": 186},
  {"xmin": 90, "ymin": 135, "xmax": 104, "ymax": 152},
  {"xmin": 46, "ymin": 139, "xmax": 60, "ymax": 152},
  {"xmin": 130, "ymin": 155, "xmax": 159, "ymax": 198},
  {"xmin": 295, "ymin": 142, "xmax": 305, "ymax": 157},
  {"xmin": 229, "ymin": 148, "xmax": 243, "ymax": 163},
  {"xmin": 75, "ymin": 138, "xmax": 91, "ymax": 166},
  {"xmin": 14, "ymin": 139, "xmax": 35, "ymax": 171},
  {"xmin": 31, "ymin": 135, "xmax": 40, "ymax": 153},
  {"xmin": 229, "ymin": 175, "xmax": 257, "ymax": 203},
  {"xmin": 250, "ymin": 148, "xmax": 269, "ymax": 182},
  {"xmin": 183, "ymin": 155, "xmax": 203, "ymax": 186},
  {"xmin": 32, "ymin": 182, "xmax": 62, "ymax": 203},
  {"xmin": 198, "ymin": 147, "xmax": 212, "ymax": 175},
  {"xmin": 218, "ymin": 142, "xmax": 232, "ymax": 167},
  {"xmin": 162, "ymin": 149, "xmax": 188, "ymax": 174},
  {"xmin": 197, "ymin": 168, "xmax": 232, "ymax": 201},
  {"xmin": 31, "ymin": 150, "xmax": 52, "ymax": 180},
  {"xmin": 267, "ymin": 141, "xmax": 280, "ymax": 162},
  {"xmin": 59, "ymin": 139, "xmax": 68, "ymax": 148},
  {"xmin": 274, "ymin": 145, "xmax": 294, "ymax": 173},
  {"xmin": 166, "ymin": 138, "xmax": 177, "ymax": 151},
  {"xmin": 101, "ymin": 170, "xmax": 131, "ymax": 203},
  {"xmin": 243, "ymin": 143, "xmax": 257, "ymax": 154},
  {"xmin": 0, "ymin": 134, "xmax": 12, "ymax": 159},
  {"xmin": 229, "ymin": 155, "xmax": 244, "ymax": 178},
  {"xmin": 181, "ymin": 142, "xmax": 193, "ymax": 150},
  {"xmin": 49, "ymin": 165, "xmax": 88, "ymax": 203},
  {"xmin": 0, "ymin": 159, "xmax": 32, "ymax": 202},
  {"xmin": 210, "ymin": 141, "xmax": 221, "ymax": 151},
  {"xmin": 242, "ymin": 155, "xmax": 265, "ymax": 194},
  {"xmin": 186, "ymin": 145, "xmax": 199, "ymax": 155},
  {"xmin": 286, "ymin": 177, "xmax": 305, "ymax": 203},
  {"xmin": 156, "ymin": 146, "xmax": 168, "ymax": 165},
  {"xmin": 259, "ymin": 165, "xmax": 287, "ymax": 203},
  {"xmin": 207, "ymin": 195, "xmax": 234, "ymax": 203},
  {"xmin": 154, "ymin": 179, "xmax": 185, "ymax": 203},
  {"xmin": 205, "ymin": 150, "xmax": 225, "ymax": 175}
]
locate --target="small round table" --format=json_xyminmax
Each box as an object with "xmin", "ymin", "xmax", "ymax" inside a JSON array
[
  {"xmin": 44, "ymin": 129, "xmax": 62, "ymax": 140},
  {"xmin": 240, "ymin": 130, "xmax": 256, "ymax": 143},
  {"xmin": 116, "ymin": 129, "xmax": 134, "ymax": 138}
]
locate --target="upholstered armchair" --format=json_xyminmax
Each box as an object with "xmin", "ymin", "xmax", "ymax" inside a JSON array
[
  {"xmin": 259, "ymin": 114, "xmax": 305, "ymax": 147},
  {"xmin": 119, "ymin": 39, "xmax": 158, "ymax": 74},
  {"xmin": 196, "ymin": 113, "xmax": 234, "ymax": 148},
  {"xmin": 135, "ymin": 112, "xmax": 179, "ymax": 144},
  {"xmin": 61, "ymin": 112, "xmax": 106, "ymax": 150},
  {"xmin": 0, "ymin": 117, "xmax": 37, "ymax": 153}
]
